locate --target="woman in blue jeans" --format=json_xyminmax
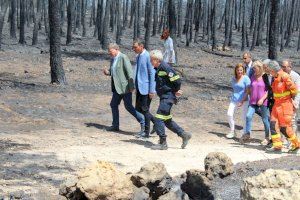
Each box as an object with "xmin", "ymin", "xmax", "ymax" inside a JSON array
[{"xmin": 240, "ymin": 60, "xmax": 270, "ymax": 145}]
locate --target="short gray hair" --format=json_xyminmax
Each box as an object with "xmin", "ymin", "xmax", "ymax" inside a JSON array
[
  {"xmin": 108, "ymin": 43, "xmax": 120, "ymax": 50},
  {"xmin": 281, "ymin": 59, "xmax": 292, "ymax": 67},
  {"xmin": 150, "ymin": 50, "xmax": 163, "ymax": 61},
  {"xmin": 263, "ymin": 59, "xmax": 271, "ymax": 65},
  {"xmin": 269, "ymin": 60, "xmax": 281, "ymax": 71}
]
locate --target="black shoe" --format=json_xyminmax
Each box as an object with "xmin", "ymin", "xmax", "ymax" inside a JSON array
[
  {"xmin": 106, "ymin": 126, "xmax": 119, "ymax": 132},
  {"xmin": 151, "ymin": 138, "xmax": 168, "ymax": 150},
  {"xmin": 181, "ymin": 132, "xmax": 192, "ymax": 149},
  {"xmin": 135, "ymin": 132, "xmax": 149, "ymax": 139}
]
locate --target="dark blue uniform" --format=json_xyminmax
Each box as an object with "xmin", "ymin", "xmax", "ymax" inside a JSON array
[{"xmin": 154, "ymin": 61, "xmax": 184, "ymax": 139}]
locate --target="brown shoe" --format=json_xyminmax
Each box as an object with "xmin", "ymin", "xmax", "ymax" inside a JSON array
[{"xmin": 239, "ymin": 134, "xmax": 250, "ymax": 144}]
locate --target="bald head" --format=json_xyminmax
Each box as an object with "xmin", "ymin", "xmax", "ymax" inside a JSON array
[{"xmin": 281, "ymin": 59, "xmax": 292, "ymax": 74}]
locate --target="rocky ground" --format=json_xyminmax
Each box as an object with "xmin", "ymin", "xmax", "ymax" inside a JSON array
[{"xmin": 0, "ymin": 25, "xmax": 300, "ymax": 199}]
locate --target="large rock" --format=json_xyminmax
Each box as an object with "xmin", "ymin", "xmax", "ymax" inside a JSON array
[
  {"xmin": 181, "ymin": 170, "xmax": 213, "ymax": 200},
  {"xmin": 204, "ymin": 152, "xmax": 234, "ymax": 180},
  {"xmin": 241, "ymin": 169, "xmax": 300, "ymax": 200},
  {"xmin": 131, "ymin": 162, "xmax": 173, "ymax": 199},
  {"xmin": 60, "ymin": 161, "xmax": 134, "ymax": 200}
]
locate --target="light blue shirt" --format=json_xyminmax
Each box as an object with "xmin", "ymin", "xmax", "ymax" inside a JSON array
[
  {"xmin": 111, "ymin": 52, "xmax": 120, "ymax": 77},
  {"xmin": 231, "ymin": 75, "xmax": 251, "ymax": 103}
]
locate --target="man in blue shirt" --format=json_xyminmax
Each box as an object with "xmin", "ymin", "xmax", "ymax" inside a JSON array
[{"xmin": 132, "ymin": 40, "xmax": 156, "ymax": 138}]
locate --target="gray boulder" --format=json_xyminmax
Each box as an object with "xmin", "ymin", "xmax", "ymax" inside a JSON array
[
  {"xmin": 204, "ymin": 152, "xmax": 234, "ymax": 180},
  {"xmin": 241, "ymin": 169, "xmax": 300, "ymax": 200},
  {"xmin": 181, "ymin": 170, "xmax": 213, "ymax": 200},
  {"xmin": 131, "ymin": 162, "xmax": 173, "ymax": 199}
]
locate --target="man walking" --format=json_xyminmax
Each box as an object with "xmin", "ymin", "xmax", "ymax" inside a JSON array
[
  {"xmin": 242, "ymin": 52, "xmax": 254, "ymax": 78},
  {"xmin": 265, "ymin": 61, "xmax": 300, "ymax": 153},
  {"xmin": 149, "ymin": 50, "xmax": 191, "ymax": 150},
  {"xmin": 103, "ymin": 43, "xmax": 145, "ymax": 133},
  {"xmin": 281, "ymin": 59, "xmax": 300, "ymax": 136},
  {"xmin": 132, "ymin": 40, "xmax": 156, "ymax": 138}
]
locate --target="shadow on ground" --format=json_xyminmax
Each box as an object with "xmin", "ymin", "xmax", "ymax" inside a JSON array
[{"xmin": 85, "ymin": 122, "xmax": 136, "ymax": 136}]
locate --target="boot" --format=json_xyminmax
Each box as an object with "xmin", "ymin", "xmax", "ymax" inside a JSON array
[
  {"xmin": 180, "ymin": 132, "xmax": 192, "ymax": 149},
  {"xmin": 135, "ymin": 125, "xmax": 147, "ymax": 138},
  {"xmin": 151, "ymin": 137, "xmax": 168, "ymax": 150}
]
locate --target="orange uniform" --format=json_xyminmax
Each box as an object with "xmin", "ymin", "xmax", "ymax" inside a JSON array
[{"xmin": 270, "ymin": 69, "xmax": 300, "ymax": 150}]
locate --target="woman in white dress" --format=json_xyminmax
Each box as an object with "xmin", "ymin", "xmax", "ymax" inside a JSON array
[{"xmin": 161, "ymin": 29, "xmax": 176, "ymax": 65}]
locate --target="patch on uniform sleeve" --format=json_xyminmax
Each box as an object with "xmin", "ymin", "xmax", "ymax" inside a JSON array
[{"xmin": 168, "ymin": 72, "xmax": 174, "ymax": 77}]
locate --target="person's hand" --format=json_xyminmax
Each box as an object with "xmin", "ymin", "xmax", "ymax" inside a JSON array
[
  {"xmin": 175, "ymin": 90, "xmax": 183, "ymax": 97},
  {"xmin": 103, "ymin": 66, "xmax": 109, "ymax": 76},
  {"xmin": 130, "ymin": 89, "xmax": 136, "ymax": 93},
  {"xmin": 257, "ymin": 99, "xmax": 264, "ymax": 106},
  {"xmin": 149, "ymin": 93, "xmax": 155, "ymax": 99}
]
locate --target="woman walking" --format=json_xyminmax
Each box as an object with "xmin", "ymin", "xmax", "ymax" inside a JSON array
[
  {"xmin": 240, "ymin": 61, "xmax": 270, "ymax": 144},
  {"xmin": 226, "ymin": 63, "xmax": 251, "ymax": 139}
]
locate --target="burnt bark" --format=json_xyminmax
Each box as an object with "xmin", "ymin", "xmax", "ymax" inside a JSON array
[
  {"xmin": 102, "ymin": 0, "xmax": 111, "ymax": 49},
  {"xmin": 66, "ymin": 0, "xmax": 74, "ymax": 45},
  {"xmin": 145, "ymin": 0, "xmax": 153, "ymax": 49},
  {"xmin": 0, "ymin": 0, "xmax": 9, "ymax": 50},
  {"xmin": 32, "ymin": 0, "xmax": 42, "ymax": 45},
  {"xmin": 10, "ymin": 0, "xmax": 17, "ymax": 39},
  {"xmin": 19, "ymin": 0, "xmax": 26, "ymax": 44},
  {"xmin": 268, "ymin": 0, "xmax": 280, "ymax": 59},
  {"xmin": 48, "ymin": 0, "xmax": 66, "ymax": 84}
]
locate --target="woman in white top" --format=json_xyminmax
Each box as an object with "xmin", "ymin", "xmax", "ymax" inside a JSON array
[{"xmin": 161, "ymin": 29, "xmax": 176, "ymax": 65}]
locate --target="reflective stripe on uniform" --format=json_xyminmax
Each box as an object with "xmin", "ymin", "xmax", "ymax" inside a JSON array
[
  {"xmin": 170, "ymin": 75, "xmax": 180, "ymax": 82},
  {"xmin": 158, "ymin": 71, "xmax": 167, "ymax": 76},
  {"xmin": 273, "ymin": 91, "xmax": 291, "ymax": 98},
  {"xmin": 155, "ymin": 114, "xmax": 172, "ymax": 120},
  {"xmin": 271, "ymin": 134, "xmax": 281, "ymax": 139}
]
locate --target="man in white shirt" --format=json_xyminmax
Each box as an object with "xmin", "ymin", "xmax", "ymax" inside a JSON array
[
  {"xmin": 281, "ymin": 59, "xmax": 300, "ymax": 136},
  {"xmin": 242, "ymin": 52, "xmax": 254, "ymax": 78}
]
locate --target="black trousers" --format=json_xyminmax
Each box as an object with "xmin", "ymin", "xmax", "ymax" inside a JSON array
[{"xmin": 135, "ymin": 90, "xmax": 154, "ymax": 135}]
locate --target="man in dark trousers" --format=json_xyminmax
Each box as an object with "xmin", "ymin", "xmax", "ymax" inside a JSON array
[
  {"xmin": 103, "ymin": 43, "xmax": 145, "ymax": 134},
  {"xmin": 149, "ymin": 49, "xmax": 192, "ymax": 150},
  {"xmin": 132, "ymin": 40, "xmax": 156, "ymax": 138}
]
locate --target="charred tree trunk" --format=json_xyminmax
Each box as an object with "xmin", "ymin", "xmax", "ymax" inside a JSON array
[
  {"xmin": 32, "ymin": 0, "xmax": 42, "ymax": 45},
  {"xmin": 284, "ymin": 0, "xmax": 296, "ymax": 48},
  {"xmin": 223, "ymin": 0, "xmax": 232, "ymax": 50},
  {"xmin": 10, "ymin": 0, "xmax": 17, "ymax": 39},
  {"xmin": 81, "ymin": 0, "xmax": 87, "ymax": 37},
  {"xmin": 66, "ymin": 0, "xmax": 74, "ymax": 45},
  {"xmin": 90, "ymin": 0, "xmax": 95, "ymax": 27},
  {"xmin": 158, "ymin": 0, "xmax": 165, "ymax": 33},
  {"xmin": 129, "ymin": 0, "xmax": 135, "ymax": 28},
  {"xmin": 43, "ymin": 0, "xmax": 50, "ymax": 39},
  {"xmin": 194, "ymin": 0, "xmax": 201, "ymax": 43},
  {"xmin": 102, "ymin": 0, "xmax": 111, "ymax": 49},
  {"xmin": 241, "ymin": 0, "xmax": 247, "ymax": 51},
  {"xmin": 211, "ymin": 0, "xmax": 217, "ymax": 50},
  {"xmin": 0, "ymin": 0, "xmax": 9, "ymax": 50},
  {"xmin": 250, "ymin": 0, "xmax": 260, "ymax": 51},
  {"xmin": 123, "ymin": 0, "xmax": 129, "ymax": 29},
  {"xmin": 19, "ymin": 0, "xmax": 26, "ymax": 44},
  {"xmin": 49, "ymin": 0, "xmax": 66, "ymax": 85},
  {"xmin": 152, "ymin": 0, "xmax": 158, "ymax": 36},
  {"xmin": 268, "ymin": 0, "xmax": 280, "ymax": 59},
  {"xmin": 116, "ymin": 0, "xmax": 122, "ymax": 44},
  {"xmin": 145, "ymin": 0, "xmax": 153, "ymax": 49},
  {"xmin": 168, "ymin": 0, "xmax": 177, "ymax": 63}
]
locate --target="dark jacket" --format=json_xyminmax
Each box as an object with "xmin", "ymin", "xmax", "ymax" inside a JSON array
[{"xmin": 155, "ymin": 61, "xmax": 181, "ymax": 99}]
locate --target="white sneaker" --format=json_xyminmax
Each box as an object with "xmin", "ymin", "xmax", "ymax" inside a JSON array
[{"xmin": 226, "ymin": 131, "xmax": 236, "ymax": 139}]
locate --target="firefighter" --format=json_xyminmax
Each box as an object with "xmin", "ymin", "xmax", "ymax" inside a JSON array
[
  {"xmin": 265, "ymin": 60, "xmax": 300, "ymax": 153},
  {"xmin": 149, "ymin": 50, "xmax": 192, "ymax": 150}
]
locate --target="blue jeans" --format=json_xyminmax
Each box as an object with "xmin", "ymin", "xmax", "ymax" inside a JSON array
[
  {"xmin": 110, "ymin": 92, "xmax": 145, "ymax": 128},
  {"xmin": 245, "ymin": 105, "xmax": 270, "ymax": 138}
]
